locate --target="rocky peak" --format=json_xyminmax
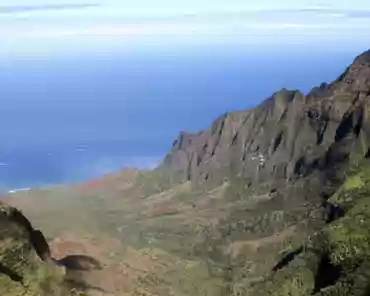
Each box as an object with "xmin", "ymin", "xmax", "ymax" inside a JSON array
[
  {"xmin": 332, "ymin": 49, "xmax": 370, "ymax": 93},
  {"xmin": 354, "ymin": 49, "xmax": 370, "ymax": 64}
]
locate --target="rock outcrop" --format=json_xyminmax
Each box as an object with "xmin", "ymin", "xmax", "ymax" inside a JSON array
[{"xmin": 0, "ymin": 201, "xmax": 73, "ymax": 296}]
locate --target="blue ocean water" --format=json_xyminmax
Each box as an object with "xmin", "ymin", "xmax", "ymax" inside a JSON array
[{"xmin": 0, "ymin": 45, "xmax": 365, "ymax": 190}]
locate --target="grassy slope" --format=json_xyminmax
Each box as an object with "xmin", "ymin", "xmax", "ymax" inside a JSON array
[
  {"xmin": 5, "ymin": 159, "xmax": 370, "ymax": 296},
  {"xmin": 4, "ymin": 170, "xmax": 311, "ymax": 295},
  {"xmin": 248, "ymin": 160, "xmax": 370, "ymax": 296}
]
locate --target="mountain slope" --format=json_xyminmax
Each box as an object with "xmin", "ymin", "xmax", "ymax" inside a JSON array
[
  {"xmin": 250, "ymin": 159, "xmax": 370, "ymax": 296},
  {"xmin": 160, "ymin": 49, "xmax": 370, "ymax": 187},
  {"xmin": 5, "ymin": 49, "xmax": 370, "ymax": 296}
]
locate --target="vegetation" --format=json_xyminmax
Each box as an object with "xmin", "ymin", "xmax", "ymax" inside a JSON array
[
  {"xmin": 0, "ymin": 202, "xmax": 90, "ymax": 296},
  {"xmin": 248, "ymin": 159, "xmax": 370, "ymax": 296},
  {"xmin": 5, "ymin": 158, "xmax": 370, "ymax": 296}
]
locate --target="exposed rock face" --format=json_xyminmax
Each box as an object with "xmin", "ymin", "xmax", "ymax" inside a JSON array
[{"xmin": 160, "ymin": 50, "xmax": 370, "ymax": 187}]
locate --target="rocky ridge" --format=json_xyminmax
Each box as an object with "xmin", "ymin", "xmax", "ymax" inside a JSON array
[{"xmin": 160, "ymin": 49, "xmax": 370, "ymax": 189}]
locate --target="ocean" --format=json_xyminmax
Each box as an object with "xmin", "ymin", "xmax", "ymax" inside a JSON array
[{"xmin": 0, "ymin": 45, "xmax": 365, "ymax": 190}]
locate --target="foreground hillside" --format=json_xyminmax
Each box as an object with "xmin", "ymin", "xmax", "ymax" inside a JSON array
[
  {"xmin": 0, "ymin": 201, "xmax": 93, "ymax": 296},
  {"xmin": 3, "ymin": 49, "xmax": 370, "ymax": 295},
  {"xmin": 251, "ymin": 158, "xmax": 370, "ymax": 296}
]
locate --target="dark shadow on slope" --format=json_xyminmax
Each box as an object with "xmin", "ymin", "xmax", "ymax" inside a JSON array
[
  {"xmin": 61, "ymin": 256, "xmax": 107, "ymax": 294},
  {"xmin": 272, "ymin": 247, "xmax": 304, "ymax": 272},
  {"xmin": 322, "ymin": 201, "xmax": 345, "ymax": 224},
  {"xmin": 353, "ymin": 108, "xmax": 364, "ymax": 138},
  {"xmin": 323, "ymin": 144, "xmax": 350, "ymax": 171},
  {"xmin": 364, "ymin": 147, "xmax": 370, "ymax": 159},
  {"xmin": 294, "ymin": 157, "xmax": 307, "ymax": 176},
  {"xmin": 313, "ymin": 253, "xmax": 342, "ymax": 294},
  {"xmin": 0, "ymin": 262, "xmax": 23, "ymax": 283},
  {"xmin": 316, "ymin": 120, "xmax": 328, "ymax": 145},
  {"xmin": 58, "ymin": 255, "xmax": 102, "ymax": 271},
  {"xmin": 335, "ymin": 112, "xmax": 354, "ymax": 142},
  {"xmin": 30, "ymin": 230, "xmax": 51, "ymax": 261},
  {"xmin": 273, "ymin": 132, "xmax": 283, "ymax": 152}
]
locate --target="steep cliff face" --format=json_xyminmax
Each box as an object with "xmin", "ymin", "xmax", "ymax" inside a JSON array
[{"xmin": 160, "ymin": 50, "xmax": 370, "ymax": 188}]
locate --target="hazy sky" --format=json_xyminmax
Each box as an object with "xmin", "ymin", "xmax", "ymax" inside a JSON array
[{"xmin": 1, "ymin": 0, "xmax": 370, "ymax": 58}]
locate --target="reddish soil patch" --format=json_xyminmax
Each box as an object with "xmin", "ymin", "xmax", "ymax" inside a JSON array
[
  {"xmin": 78, "ymin": 179, "xmax": 106, "ymax": 192},
  {"xmin": 75, "ymin": 168, "xmax": 138, "ymax": 194}
]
